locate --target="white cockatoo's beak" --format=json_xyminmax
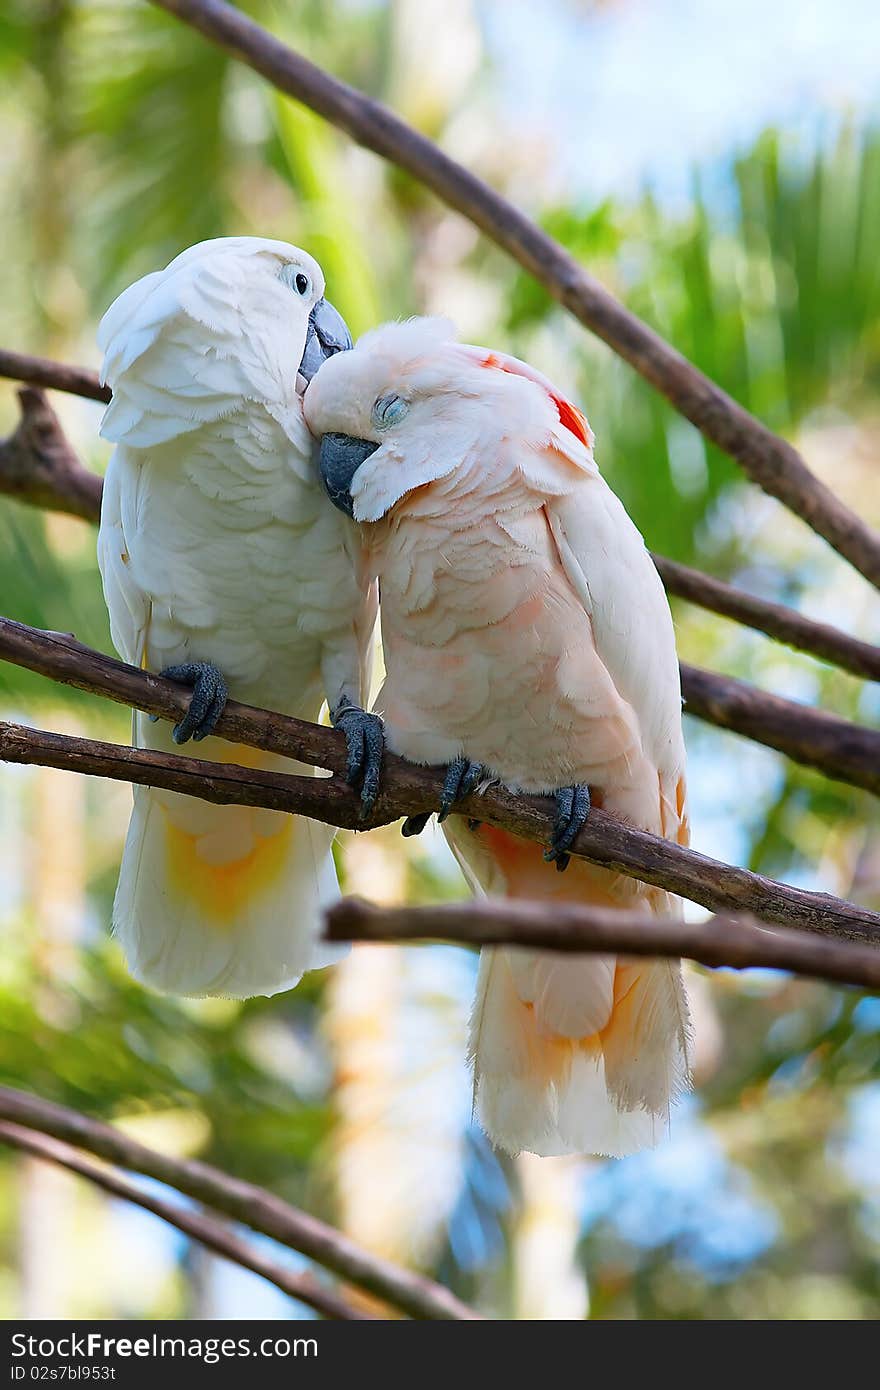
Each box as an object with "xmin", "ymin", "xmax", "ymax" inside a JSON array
[{"xmin": 298, "ymin": 297, "xmax": 352, "ymax": 383}]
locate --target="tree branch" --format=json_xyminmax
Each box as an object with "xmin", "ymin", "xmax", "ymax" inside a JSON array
[
  {"xmin": 679, "ymin": 661, "xmax": 880, "ymax": 795},
  {"xmin": 1, "ymin": 714, "xmax": 878, "ymax": 945},
  {"xmin": 326, "ymin": 898, "xmax": 880, "ymax": 992},
  {"xmin": 0, "ymin": 387, "xmax": 104, "ymax": 522},
  {"xmin": 149, "ymin": 0, "xmax": 880, "ymax": 591},
  {"xmin": 0, "ymin": 1090, "xmax": 479, "ymax": 1320},
  {"xmin": 4, "ymin": 354, "xmax": 880, "ymax": 685},
  {"xmin": 0, "ymin": 348, "xmax": 109, "ymax": 403},
  {"xmin": 4, "ymin": 603, "xmax": 879, "ymax": 807},
  {"xmin": 0, "ymin": 1122, "xmax": 368, "ymax": 1320},
  {"xmin": 653, "ymin": 554, "xmax": 880, "ymax": 683}
]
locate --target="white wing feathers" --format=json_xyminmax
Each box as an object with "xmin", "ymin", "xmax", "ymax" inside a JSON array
[
  {"xmin": 547, "ymin": 479, "xmax": 687, "ymax": 803},
  {"xmin": 96, "ymin": 451, "xmax": 150, "ymax": 669}
]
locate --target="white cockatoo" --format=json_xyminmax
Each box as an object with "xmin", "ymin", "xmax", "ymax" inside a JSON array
[
  {"xmin": 97, "ymin": 237, "xmax": 382, "ymax": 999},
  {"xmin": 304, "ymin": 317, "xmax": 692, "ymax": 1158}
]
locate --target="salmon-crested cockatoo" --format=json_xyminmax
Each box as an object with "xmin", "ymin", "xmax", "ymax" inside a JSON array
[
  {"xmin": 97, "ymin": 237, "xmax": 383, "ymax": 999},
  {"xmin": 304, "ymin": 317, "xmax": 692, "ymax": 1157}
]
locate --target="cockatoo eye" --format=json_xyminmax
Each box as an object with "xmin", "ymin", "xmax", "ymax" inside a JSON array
[
  {"xmin": 280, "ymin": 265, "xmax": 311, "ymax": 297},
  {"xmin": 372, "ymin": 393, "xmax": 409, "ymax": 429}
]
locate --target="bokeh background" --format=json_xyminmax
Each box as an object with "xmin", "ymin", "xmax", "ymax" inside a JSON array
[{"xmin": 2, "ymin": 0, "xmax": 880, "ymax": 1320}]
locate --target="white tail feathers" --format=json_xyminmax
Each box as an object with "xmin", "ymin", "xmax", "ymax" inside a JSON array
[
  {"xmin": 469, "ymin": 947, "xmax": 691, "ymax": 1158},
  {"xmin": 113, "ymin": 772, "xmax": 343, "ymax": 999}
]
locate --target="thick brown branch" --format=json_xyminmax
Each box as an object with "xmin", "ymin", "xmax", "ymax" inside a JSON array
[
  {"xmin": 0, "ymin": 1122, "xmax": 367, "ymax": 1320},
  {"xmin": 150, "ymin": 0, "xmax": 880, "ymax": 590},
  {"xmin": 0, "ymin": 349, "xmax": 109, "ymax": 404},
  {"xmin": 0, "ymin": 388, "xmax": 103, "ymax": 523},
  {"xmin": 327, "ymin": 898, "xmax": 880, "ymax": 992},
  {"xmin": 4, "ymin": 610, "xmax": 879, "ymax": 808},
  {"xmin": 1, "ymin": 716, "xmax": 878, "ymax": 945},
  {"xmin": 654, "ymin": 554, "xmax": 880, "ymax": 683},
  {"xmin": 0, "ymin": 615, "xmax": 352, "ymax": 776},
  {"xmin": 4, "ymin": 360, "xmax": 880, "ymax": 686},
  {"xmin": 0, "ymin": 1090, "xmax": 478, "ymax": 1320}
]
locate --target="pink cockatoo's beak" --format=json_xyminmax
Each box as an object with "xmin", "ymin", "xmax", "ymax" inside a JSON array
[{"xmin": 317, "ymin": 431, "xmax": 379, "ymax": 517}]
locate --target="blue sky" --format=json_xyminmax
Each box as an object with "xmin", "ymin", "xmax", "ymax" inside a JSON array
[{"xmin": 484, "ymin": 0, "xmax": 880, "ymax": 203}]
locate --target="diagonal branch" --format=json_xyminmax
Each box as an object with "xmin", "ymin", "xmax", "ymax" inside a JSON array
[
  {"xmin": 150, "ymin": 0, "xmax": 880, "ymax": 591},
  {"xmin": 679, "ymin": 661, "xmax": 880, "ymax": 794},
  {"xmin": 653, "ymin": 555, "xmax": 880, "ymax": 683},
  {"xmin": 0, "ymin": 1090, "xmax": 479, "ymax": 1320},
  {"xmin": 4, "ymin": 352, "xmax": 880, "ymax": 683},
  {"xmin": 0, "ymin": 1122, "xmax": 369, "ymax": 1320},
  {"xmin": 3, "ymin": 608, "xmax": 879, "ymax": 805},
  {"xmin": 326, "ymin": 898, "xmax": 880, "ymax": 992},
  {"xmin": 1, "ymin": 716, "xmax": 878, "ymax": 945}
]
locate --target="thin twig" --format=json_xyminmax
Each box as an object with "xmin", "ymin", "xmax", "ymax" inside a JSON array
[
  {"xmin": 327, "ymin": 898, "xmax": 880, "ymax": 992},
  {"xmin": 149, "ymin": 0, "xmax": 880, "ymax": 590},
  {"xmin": 0, "ymin": 1090, "xmax": 479, "ymax": 1320},
  {"xmin": 0, "ymin": 1122, "xmax": 369, "ymax": 1320},
  {"xmin": 1, "ymin": 717, "xmax": 878, "ymax": 944}
]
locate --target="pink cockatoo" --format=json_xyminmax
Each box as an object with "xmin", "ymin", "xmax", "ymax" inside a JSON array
[{"xmin": 304, "ymin": 317, "xmax": 692, "ymax": 1158}]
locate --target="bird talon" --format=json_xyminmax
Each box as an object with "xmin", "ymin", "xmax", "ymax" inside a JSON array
[
  {"xmin": 159, "ymin": 661, "xmax": 228, "ymax": 744},
  {"xmin": 332, "ymin": 698, "xmax": 385, "ymax": 818},
  {"xmin": 546, "ymin": 783, "xmax": 591, "ymax": 864},
  {"xmin": 437, "ymin": 756, "xmax": 484, "ymax": 823}
]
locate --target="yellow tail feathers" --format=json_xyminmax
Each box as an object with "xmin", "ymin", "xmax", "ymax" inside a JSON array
[{"xmin": 113, "ymin": 775, "xmax": 342, "ymax": 999}]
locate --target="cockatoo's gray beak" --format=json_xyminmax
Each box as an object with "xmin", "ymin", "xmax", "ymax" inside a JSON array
[
  {"xmin": 298, "ymin": 297, "xmax": 352, "ymax": 383},
  {"xmin": 318, "ymin": 433, "xmax": 379, "ymax": 518}
]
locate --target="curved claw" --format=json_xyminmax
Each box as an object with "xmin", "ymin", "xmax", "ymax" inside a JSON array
[
  {"xmin": 401, "ymin": 811, "xmax": 432, "ymax": 838},
  {"xmin": 544, "ymin": 783, "xmax": 591, "ymax": 873},
  {"xmin": 402, "ymin": 757, "xmax": 485, "ymax": 839},
  {"xmin": 438, "ymin": 756, "xmax": 485, "ymax": 823},
  {"xmin": 160, "ymin": 662, "xmax": 229, "ymax": 745},
  {"xmin": 332, "ymin": 698, "xmax": 385, "ymax": 820}
]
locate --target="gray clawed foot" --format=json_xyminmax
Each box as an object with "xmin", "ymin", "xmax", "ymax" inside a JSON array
[
  {"xmin": 402, "ymin": 756, "xmax": 484, "ymax": 838},
  {"xmin": 159, "ymin": 662, "xmax": 229, "ymax": 744},
  {"xmin": 332, "ymin": 697, "xmax": 385, "ymax": 820},
  {"xmin": 544, "ymin": 783, "xmax": 591, "ymax": 872},
  {"xmin": 438, "ymin": 756, "xmax": 485, "ymax": 822}
]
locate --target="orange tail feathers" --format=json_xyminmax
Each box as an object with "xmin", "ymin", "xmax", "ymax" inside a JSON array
[{"xmin": 453, "ymin": 824, "xmax": 692, "ymax": 1158}]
